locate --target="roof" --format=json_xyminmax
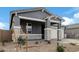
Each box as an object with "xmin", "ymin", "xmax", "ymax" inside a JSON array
[
  {"xmin": 10, "ymin": 7, "xmax": 63, "ymax": 29},
  {"xmin": 10, "ymin": 7, "xmax": 63, "ymax": 20},
  {"xmin": 66, "ymin": 23, "xmax": 79, "ymax": 29},
  {"xmin": 10, "ymin": 7, "xmax": 51, "ymax": 15}
]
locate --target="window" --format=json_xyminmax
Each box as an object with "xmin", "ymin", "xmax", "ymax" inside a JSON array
[
  {"xmin": 51, "ymin": 23, "xmax": 58, "ymax": 27},
  {"xmin": 28, "ymin": 23, "xmax": 32, "ymax": 26},
  {"xmin": 26, "ymin": 23, "xmax": 32, "ymax": 34}
]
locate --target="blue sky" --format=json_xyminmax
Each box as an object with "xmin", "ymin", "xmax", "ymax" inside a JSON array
[{"xmin": 0, "ymin": 7, "xmax": 79, "ymax": 30}]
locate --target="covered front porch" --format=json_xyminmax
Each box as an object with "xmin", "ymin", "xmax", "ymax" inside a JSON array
[
  {"xmin": 19, "ymin": 16, "xmax": 45, "ymax": 40},
  {"xmin": 19, "ymin": 16, "xmax": 61, "ymax": 40},
  {"xmin": 13, "ymin": 15, "xmax": 62, "ymax": 42}
]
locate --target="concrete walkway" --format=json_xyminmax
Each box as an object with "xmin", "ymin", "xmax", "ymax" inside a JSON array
[{"xmin": 61, "ymin": 39, "xmax": 79, "ymax": 44}]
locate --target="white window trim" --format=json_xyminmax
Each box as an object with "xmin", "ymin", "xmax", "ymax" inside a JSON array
[{"xmin": 26, "ymin": 23, "xmax": 32, "ymax": 34}]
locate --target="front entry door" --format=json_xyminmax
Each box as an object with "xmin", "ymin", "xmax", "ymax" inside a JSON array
[{"xmin": 41, "ymin": 24, "xmax": 45, "ymax": 39}]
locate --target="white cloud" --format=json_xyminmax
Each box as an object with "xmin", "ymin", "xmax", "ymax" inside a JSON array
[
  {"xmin": 74, "ymin": 12, "xmax": 79, "ymax": 19},
  {"xmin": 62, "ymin": 17, "xmax": 73, "ymax": 25},
  {"xmin": 62, "ymin": 11, "xmax": 79, "ymax": 25},
  {"xmin": 0, "ymin": 22, "xmax": 5, "ymax": 29},
  {"xmin": 62, "ymin": 8, "xmax": 79, "ymax": 26},
  {"xmin": 0, "ymin": 22, "xmax": 9, "ymax": 30}
]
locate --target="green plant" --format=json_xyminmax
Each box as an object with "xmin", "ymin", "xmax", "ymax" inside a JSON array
[
  {"xmin": 57, "ymin": 45, "xmax": 64, "ymax": 52},
  {"xmin": 17, "ymin": 36, "xmax": 26, "ymax": 46}
]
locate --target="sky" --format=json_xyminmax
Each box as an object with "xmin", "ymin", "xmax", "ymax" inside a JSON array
[{"xmin": 0, "ymin": 7, "xmax": 79, "ymax": 30}]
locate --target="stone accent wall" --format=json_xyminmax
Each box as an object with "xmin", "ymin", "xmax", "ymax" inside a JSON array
[{"xmin": 12, "ymin": 26, "xmax": 21, "ymax": 42}]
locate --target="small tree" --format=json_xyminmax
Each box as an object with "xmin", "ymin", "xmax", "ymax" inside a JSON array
[
  {"xmin": 56, "ymin": 23, "xmax": 64, "ymax": 52},
  {"xmin": 25, "ymin": 32, "xmax": 28, "ymax": 52},
  {"xmin": 17, "ymin": 36, "xmax": 26, "ymax": 48}
]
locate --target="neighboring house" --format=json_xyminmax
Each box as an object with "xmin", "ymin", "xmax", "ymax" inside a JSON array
[
  {"xmin": 10, "ymin": 7, "xmax": 64, "ymax": 42},
  {"xmin": 65, "ymin": 23, "xmax": 79, "ymax": 39}
]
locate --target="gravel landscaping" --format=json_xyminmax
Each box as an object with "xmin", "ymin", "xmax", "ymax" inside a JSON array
[{"xmin": 0, "ymin": 39, "xmax": 79, "ymax": 52}]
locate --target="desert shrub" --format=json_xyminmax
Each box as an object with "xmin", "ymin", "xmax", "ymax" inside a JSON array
[
  {"xmin": 57, "ymin": 45, "xmax": 64, "ymax": 52},
  {"xmin": 0, "ymin": 50, "xmax": 5, "ymax": 52},
  {"xmin": 47, "ymin": 41, "xmax": 51, "ymax": 44},
  {"xmin": 17, "ymin": 36, "xmax": 26, "ymax": 45},
  {"xmin": 35, "ymin": 41, "xmax": 39, "ymax": 44},
  {"xmin": 45, "ymin": 40, "xmax": 51, "ymax": 44},
  {"xmin": 70, "ymin": 43, "xmax": 76, "ymax": 46},
  {"xmin": 63, "ymin": 46, "xmax": 66, "ymax": 48},
  {"xmin": 1, "ymin": 40, "xmax": 5, "ymax": 46}
]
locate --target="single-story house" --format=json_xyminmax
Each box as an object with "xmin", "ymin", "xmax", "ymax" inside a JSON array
[
  {"xmin": 10, "ymin": 7, "xmax": 64, "ymax": 42},
  {"xmin": 65, "ymin": 23, "xmax": 79, "ymax": 39}
]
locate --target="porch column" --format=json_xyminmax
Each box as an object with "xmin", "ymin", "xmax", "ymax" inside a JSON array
[
  {"xmin": 44, "ymin": 17, "xmax": 51, "ymax": 40},
  {"xmin": 45, "ymin": 17, "xmax": 51, "ymax": 28},
  {"xmin": 12, "ymin": 16, "xmax": 21, "ymax": 42},
  {"xmin": 57, "ymin": 21, "xmax": 61, "ymax": 41}
]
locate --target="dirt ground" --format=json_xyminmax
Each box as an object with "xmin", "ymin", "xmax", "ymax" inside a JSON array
[{"xmin": 0, "ymin": 39, "xmax": 79, "ymax": 52}]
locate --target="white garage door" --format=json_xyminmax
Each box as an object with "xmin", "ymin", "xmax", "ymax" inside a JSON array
[
  {"xmin": 50, "ymin": 29, "xmax": 57, "ymax": 39},
  {"xmin": 44, "ymin": 28, "xmax": 64, "ymax": 40}
]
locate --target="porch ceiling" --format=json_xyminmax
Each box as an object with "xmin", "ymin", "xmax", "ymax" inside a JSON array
[
  {"xmin": 19, "ymin": 16, "xmax": 46, "ymax": 22},
  {"xmin": 18, "ymin": 16, "xmax": 60, "ymax": 24},
  {"xmin": 50, "ymin": 20, "xmax": 60, "ymax": 23}
]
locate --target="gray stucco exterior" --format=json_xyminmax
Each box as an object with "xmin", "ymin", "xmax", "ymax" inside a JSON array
[
  {"xmin": 10, "ymin": 8, "xmax": 62, "ymax": 41},
  {"xmin": 13, "ymin": 16, "xmax": 20, "ymax": 26}
]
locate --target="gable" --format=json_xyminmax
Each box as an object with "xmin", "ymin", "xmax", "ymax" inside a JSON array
[
  {"xmin": 10, "ymin": 8, "xmax": 62, "ymax": 29},
  {"xmin": 17, "ymin": 10, "xmax": 50, "ymax": 19}
]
